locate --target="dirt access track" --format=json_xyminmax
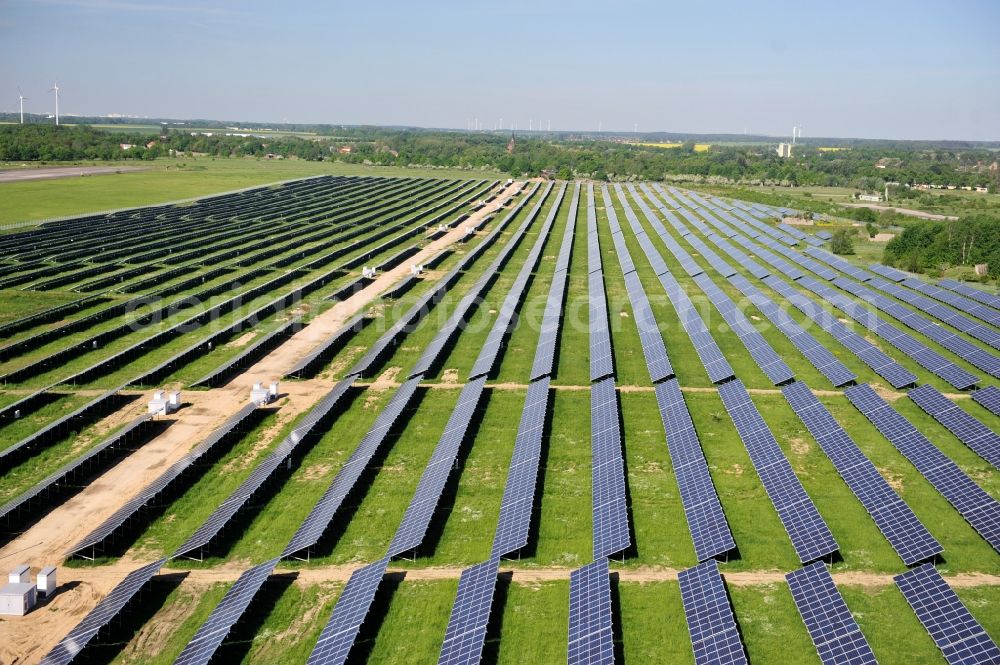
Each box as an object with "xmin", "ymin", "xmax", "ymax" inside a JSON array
[
  {"xmin": 841, "ymin": 201, "xmax": 958, "ymax": 221},
  {"xmin": 0, "ymin": 165, "xmax": 148, "ymax": 183},
  {"xmin": 0, "ymin": 180, "xmax": 524, "ymax": 665}
]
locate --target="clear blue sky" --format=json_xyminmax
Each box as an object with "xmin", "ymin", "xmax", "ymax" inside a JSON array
[{"xmin": 2, "ymin": 0, "xmax": 998, "ymax": 140}]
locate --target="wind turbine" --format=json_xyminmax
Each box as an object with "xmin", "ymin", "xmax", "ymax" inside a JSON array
[
  {"xmin": 17, "ymin": 88, "xmax": 27, "ymax": 124},
  {"xmin": 49, "ymin": 82, "xmax": 60, "ymax": 125}
]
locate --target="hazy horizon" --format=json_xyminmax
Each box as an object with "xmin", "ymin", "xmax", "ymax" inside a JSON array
[{"xmin": 2, "ymin": 0, "xmax": 998, "ymax": 142}]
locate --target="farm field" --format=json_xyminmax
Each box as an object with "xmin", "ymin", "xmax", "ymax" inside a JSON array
[{"xmin": 0, "ymin": 173, "xmax": 997, "ymax": 665}]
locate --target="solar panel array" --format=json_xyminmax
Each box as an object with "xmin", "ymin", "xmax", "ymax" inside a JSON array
[
  {"xmin": 762, "ymin": 274, "xmax": 917, "ymax": 388},
  {"xmin": 693, "ymin": 273, "xmax": 794, "ymax": 385},
  {"xmin": 0, "ymin": 387, "xmax": 123, "ymax": 473},
  {"xmin": 567, "ymin": 559, "xmax": 614, "ymax": 665},
  {"xmin": 782, "ymin": 381, "xmax": 942, "ymax": 565},
  {"xmin": 900, "ymin": 277, "xmax": 1000, "ymax": 328},
  {"xmin": 907, "ymin": 384, "xmax": 1000, "ymax": 469},
  {"xmin": 0, "ymin": 414, "xmax": 155, "ymax": 528},
  {"xmin": 895, "ymin": 564, "xmax": 1000, "ymax": 665},
  {"xmin": 972, "ymin": 385, "xmax": 1000, "ymax": 417},
  {"xmin": 307, "ymin": 557, "xmax": 391, "ymax": 665},
  {"xmin": 351, "ymin": 182, "xmax": 543, "ymax": 379},
  {"xmin": 175, "ymin": 558, "xmax": 282, "ymax": 665},
  {"xmin": 831, "ymin": 276, "xmax": 1000, "ymax": 378},
  {"xmin": 717, "ymin": 379, "xmax": 839, "ymax": 563},
  {"xmin": 678, "ymin": 205, "xmax": 994, "ymax": 386},
  {"xmin": 409, "ymin": 183, "xmax": 552, "ymax": 379},
  {"xmin": 41, "ymin": 559, "xmax": 166, "ymax": 665},
  {"xmin": 307, "ymin": 185, "xmax": 560, "ymax": 664},
  {"xmin": 655, "ymin": 379, "xmax": 736, "ymax": 560},
  {"xmin": 728, "ymin": 274, "xmax": 856, "ymax": 387},
  {"xmin": 438, "ymin": 190, "xmax": 578, "ymax": 662},
  {"xmin": 845, "ymin": 384, "xmax": 1000, "ymax": 550},
  {"xmin": 677, "ymin": 560, "xmax": 748, "ymax": 665},
  {"xmin": 795, "ymin": 275, "xmax": 978, "ymax": 389},
  {"xmin": 876, "ymin": 277, "xmax": 1000, "ymax": 350},
  {"xmin": 869, "ymin": 263, "xmax": 908, "ymax": 282},
  {"xmin": 785, "ymin": 563, "xmax": 877, "ymax": 665},
  {"xmin": 438, "ymin": 558, "xmax": 502, "ymax": 665},
  {"xmin": 173, "ymin": 378, "xmax": 357, "ymax": 560},
  {"xmin": 656, "ymin": 268, "xmax": 735, "ymax": 383},
  {"xmin": 938, "ymin": 278, "xmax": 1000, "ymax": 311}
]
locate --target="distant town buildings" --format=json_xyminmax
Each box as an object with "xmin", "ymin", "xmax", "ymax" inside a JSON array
[{"xmin": 776, "ymin": 143, "xmax": 793, "ymax": 158}]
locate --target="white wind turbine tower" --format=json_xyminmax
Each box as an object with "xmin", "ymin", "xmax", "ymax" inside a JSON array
[
  {"xmin": 18, "ymin": 88, "xmax": 28, "ymax": 124},
  {"xmin": 49, "ymin": 82, "xmax": 60, "ymax": 125}
]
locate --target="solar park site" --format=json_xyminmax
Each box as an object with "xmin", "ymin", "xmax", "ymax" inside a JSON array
[{"xmin": 0, "ymin": 175, "xmax": 998, "ymax": 665}]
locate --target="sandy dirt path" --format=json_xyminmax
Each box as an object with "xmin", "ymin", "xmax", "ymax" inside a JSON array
[
  {"xmin": 0, "ymin": 181, "xmax": 522, "ymax": 665},
  {"xmin": 840, "ymin": 202, "xmax": 959, "ymax": 221}
]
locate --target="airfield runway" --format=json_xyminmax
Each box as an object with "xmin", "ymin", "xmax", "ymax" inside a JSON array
[{"xmin": 0, "ymin": 165, "xmax": 146, "ymax": 183}]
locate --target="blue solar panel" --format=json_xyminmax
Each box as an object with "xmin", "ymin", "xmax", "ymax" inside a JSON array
[
  {"xmin": 938, "ymin": 279, "xmax": 1000, "ymax": 311},
  {"xmin": 677, "ymin": 560, "xmax": 748, "ymax": 665},
  {"xmin": 717, "ymin": 379, "xmax": 839, "ymax": 563},
  {"xmin": 832, "ymin": 276, "xmax": 1000, "ymax": 379},
  {"xmin": 785, "ymin": 562, "xmax": 877, "ymax": 665},
  {"xmin": 307, "ymin": 557, "xmax": 390, "ymax": 665},
  {"xmin": 531, "ymin": 185, "xmax": 579, "ymax": 381},
  {"xmin": 901, "ymin": 277, "xmax": 1000, "ymax": 328},
  {"xmin": 589, "ymin": 270, "xmax": 615, "ymax": 382},
  {"xmin": 972, "ymin": 386, "xmax": 1000, "ymax": 417},
  {"xmin": 388, "ymin": 376, "xmax": 487, "ymax": 557},
  {"xmin": 69, "ymin": 402, "xmax": 261, "ymax": 558},
  {"xmin": 175, "ymin": 558, "xmax": 281, "ymax": 665},
  {"xmin": 908, "ymin": 384, "xmax": 1000, "ymax": 469},
  {"xmin": 895, "ymin": 564, "xmax": 1000, "ymax": 665},
  {"xmin": 568, "ymin": 559, "xmax": 614, "ymax": 665},
  {"xmin": 655, "ymin": 379, "xmax": 735, "ymax": 561},
  {"xmin": 438, "ymin": 558, "xmax": 501, "ymax": 665},
  {"xmin": 491, "ymin": 377, "xmax": 550, "ymax": 558},
  {"xmin": 591, "ymin": 376, "xmax": 630, "ymax": 559},
  {"xmin": 845, "ymin": 384, "xmax": 1000, "ymax": 551},
  {"xmin": 782, "ymin": 381, "xmax": 941, "ymax": 565}
]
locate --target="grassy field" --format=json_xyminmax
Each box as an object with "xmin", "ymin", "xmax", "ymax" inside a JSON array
[{"xmin": 0, "ymin": 157, "xmax": 499, "ymax": 226}]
